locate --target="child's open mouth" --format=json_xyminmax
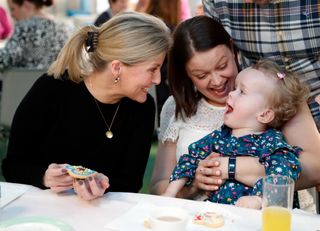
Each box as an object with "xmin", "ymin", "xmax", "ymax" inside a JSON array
[{"xmin": 225, "ymin": 104, "xmax": 233, "ymax": 114}]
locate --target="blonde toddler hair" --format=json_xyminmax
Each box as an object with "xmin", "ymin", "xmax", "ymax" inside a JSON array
[{"xmin": 253, "ymin": 60, "xmax": 310, "ymax": 129}]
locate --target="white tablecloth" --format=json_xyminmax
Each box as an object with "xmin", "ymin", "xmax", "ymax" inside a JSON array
[{"xmin": 0, "ymin": 182, "xmax": 319, "ymax": 231}]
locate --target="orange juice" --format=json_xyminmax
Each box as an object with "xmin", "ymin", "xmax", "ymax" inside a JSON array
[{"xmin": 262, "ymin": 206, "xmax": 291, "ymax": 231}]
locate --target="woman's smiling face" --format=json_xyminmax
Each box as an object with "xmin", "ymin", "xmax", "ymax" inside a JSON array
[
  {"xmin": 186, "ymin": 45, "xmax": 238, "ymax": 107},
  {"xmin": 120, "ymin": 52, "xmax": 166, "ymax": 103}
]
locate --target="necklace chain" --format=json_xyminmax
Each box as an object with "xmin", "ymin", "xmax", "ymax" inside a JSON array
[{"xmin": 89, "ymin": 79, "xmax": 121, "ymax": 139}]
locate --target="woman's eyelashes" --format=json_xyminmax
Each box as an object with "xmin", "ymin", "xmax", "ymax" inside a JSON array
[
  {"xmin": 196, "ymin": 73, "xmax": 207, "ymax": 79},
  {"xmin": 217, "ymin": 63, "xmax": 227, "ymax": 70}
]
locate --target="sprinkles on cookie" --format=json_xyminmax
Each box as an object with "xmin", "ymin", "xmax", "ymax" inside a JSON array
[
  {"xmin": 192, "ymin": 211, "xmax": 225, "ymax": 228},
  {"xmin": 65, "ymin": 165, "xmax": 97, "ymax": 179}
]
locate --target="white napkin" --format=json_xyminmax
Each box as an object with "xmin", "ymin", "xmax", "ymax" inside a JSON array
[
  {"xmin": 104, "ymin": 201, "xmax": 256, "ymax": 231},
  {"xmin": 104, "ymin": 202, "xmax": 156, "ymax": 231},
  {"xmin": 0, "ymin": 182, "xmax": 31, "ymax": 208}
]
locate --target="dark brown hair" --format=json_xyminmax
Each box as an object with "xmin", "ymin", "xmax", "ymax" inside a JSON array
[
  {"xmin": 12, "ymin": 0, "xmax": 53, "ymax": 8},
  {"xmin": 168, "ymin": 15, "xmax": 239, "ymax": 119},
  {"xmin": 145, "ymin": 0, "xmax": 180, "ymax": 27}
]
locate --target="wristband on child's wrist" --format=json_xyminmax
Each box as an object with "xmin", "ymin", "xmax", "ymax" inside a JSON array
[{"xmin": 228, "ymin": 156, "xmax": 236, "ymax": 180}]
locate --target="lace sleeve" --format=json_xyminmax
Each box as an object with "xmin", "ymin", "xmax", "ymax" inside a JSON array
[{"xmin": 158, "ymin": 96, "xmax": 180, "ymax": 143}]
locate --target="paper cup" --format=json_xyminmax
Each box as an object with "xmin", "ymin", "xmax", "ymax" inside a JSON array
[{"xmin": 149, "ymin": 206, "xmax": 188, "ymax": 231}]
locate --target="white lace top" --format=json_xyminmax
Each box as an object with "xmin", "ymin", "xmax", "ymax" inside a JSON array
[{"xmin": 159, "ymin": 96, "xmax": 225, "ymax": 160}]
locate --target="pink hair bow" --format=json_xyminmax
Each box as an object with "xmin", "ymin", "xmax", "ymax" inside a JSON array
[{"xmin": 276, "ymin": 72, "xmax": 285, "ymax": 79}]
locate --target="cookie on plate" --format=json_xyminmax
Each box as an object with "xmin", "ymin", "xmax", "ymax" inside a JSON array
[
  {"xmin": 65, "ymin": 165, "xmax": 97, "ymax": 179},
  {"xmin": 193, "ymin": 211, "xmax": 224, "ymax": 228}
]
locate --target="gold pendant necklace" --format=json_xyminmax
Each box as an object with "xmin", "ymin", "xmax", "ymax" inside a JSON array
[
  {"xmin": 93, "ymin": 98, "xmax": 120, "ymax": 139},
  {"xmin": 89, "ymin": 79, "xmax": 121, "ymax": 139}
]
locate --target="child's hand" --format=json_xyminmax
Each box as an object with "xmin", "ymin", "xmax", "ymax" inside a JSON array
[{"xmin": 235, "ymin": 195, "xmax": 262, "ymax": 210}]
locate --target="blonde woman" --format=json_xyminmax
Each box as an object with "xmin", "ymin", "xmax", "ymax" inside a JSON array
[{"xmin": 2, "ymin": 12, "xmax": 171, "ymax": 201}]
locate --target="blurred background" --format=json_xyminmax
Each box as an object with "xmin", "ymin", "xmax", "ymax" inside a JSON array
[{"xmin": 0, "ymin": 0, "xmax": 202, "ymax": 28}]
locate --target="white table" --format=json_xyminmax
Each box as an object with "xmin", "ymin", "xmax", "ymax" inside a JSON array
[{"xmin": 0, "ymin": 182, "xmax": 319, "ymax": 231}]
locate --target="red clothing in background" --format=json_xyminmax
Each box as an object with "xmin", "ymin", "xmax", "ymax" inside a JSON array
[{"xmin": 0, "ymin": 6, "xmax": 13, "ymax": 39}]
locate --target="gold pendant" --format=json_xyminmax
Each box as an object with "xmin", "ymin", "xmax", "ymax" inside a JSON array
[{"xmin": 106, "ymin": 130, "xmax": 113, "ymax": 139}]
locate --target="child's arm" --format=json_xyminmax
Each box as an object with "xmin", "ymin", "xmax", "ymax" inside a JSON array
[
  {"xmin": 162, "ymin": 178, "xmax": 188, "ymax": 197},
  {"xmin": 251, "ymin": 146, "xmax": 301, "ymax": 197},
  {"xmin": 235, "ymin": 195, "xmax": 262, "ymax": 209},
  {"xmin": 236, "ymin": 145, "xmax": 300, "ymax": 210}
]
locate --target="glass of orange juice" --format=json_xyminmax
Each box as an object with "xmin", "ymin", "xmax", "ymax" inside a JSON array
[{"xmin": 262, "ymin": 175, "xmax": 294, "ymax": 231}]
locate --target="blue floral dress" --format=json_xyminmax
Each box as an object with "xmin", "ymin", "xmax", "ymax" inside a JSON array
[{"xmin": 170, "ymin": 125, "xmax": 302, "ymax": 205}]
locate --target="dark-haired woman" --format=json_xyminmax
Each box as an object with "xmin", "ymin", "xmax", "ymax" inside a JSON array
[
  {"xmin": 150, "ymin": 16, "xmax": 320, "ymax": 207},
  {"xmin": 0, "ymin": 0, "xmax": 71, "ymax": 70}
]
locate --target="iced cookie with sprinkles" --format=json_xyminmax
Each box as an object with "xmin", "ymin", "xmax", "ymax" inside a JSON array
[
  {"xmin": 193, "ymin": 211, "xmax": 224, "ymax": 228},
  {"xmin": 65, "ymin": 165, "xmax": 97, "ymax": 179}
]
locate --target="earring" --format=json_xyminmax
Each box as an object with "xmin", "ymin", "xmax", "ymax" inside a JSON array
[
  {"xmin": 114, "ymin": 76, "xmax": 120, "ymax": 84},
  {"xmin": 114, "ymin": 67, "xmax": 121, "ymax": 84}
]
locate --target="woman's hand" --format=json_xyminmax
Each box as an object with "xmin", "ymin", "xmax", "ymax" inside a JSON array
[
  {"xmin": 195, "ymin": 153, "xmax": 228, "ymax": 191},
  {"xmin": 43, "ymin": 163, "xmax": 73, "ymax": 193},
  {"xmin": 195, "ymin": 154, "xmax": 265, "ymax": 191},
  {"xmin": 73, "ymin": 173, "xmax": 110, "ymax": 201}
]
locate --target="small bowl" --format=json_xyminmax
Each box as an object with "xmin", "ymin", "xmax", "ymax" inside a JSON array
[{"xmin": 149, "ymin": 206, "xmax": 188, "ymax": 231}]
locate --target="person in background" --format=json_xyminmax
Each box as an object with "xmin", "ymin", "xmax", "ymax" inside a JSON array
[
  {"xmin": 194, "ymin": 0, "xmax": 204, "ymax": 16},
  {"xmin": 144, "ymin": 0, "xmax": 181, "ymax": 125},
  {"xmin": 164, "ymin": 60, "xmax": 308, "ymax": 209},
  {"xmin": 134, "ymin": 0, "xmax": 148, "ymax": 12},
  {"xmin": 2, "ymin": 12, "xmax": 171, "ymax": 201},
  {"xmin": 0, "ymin": 0, "xmax": 71, "ymax": 70},
  {"xmin": 0, "ymin": 6, "xmax": 13, "ymax": 40},
  {"xmin": 145, "ymin": 0, "xmax": 180, "ymax": 30},
  {"xmin": 150, "ymin": 16, "xmax": 320, "ymax": 211},
  {"xmin": 136, "ymin": 0, "xmax": 190, "ymax": 21},
  {"xmin": 203, "ymin": 0, "xmax": 320, "ymax": 212},
  {"xmin": 187, "ymin": 0, "xmax": 204, "ymax": 17},
  {"xmin": 180, "ymin": 0, "xmax": 191, "ymax": 20},
  {"xmin": 94, "ymin": 0, "xmax": 128, "ymax": 27}
]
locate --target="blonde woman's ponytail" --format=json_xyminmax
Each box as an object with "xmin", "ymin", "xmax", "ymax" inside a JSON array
[
  {"xmin": 48, "ymin": 12, "xmax": 171, "ymax": 83},
  {"xmin": 48, "ymin": 26, "xmax": 97, "ymax": 83}
]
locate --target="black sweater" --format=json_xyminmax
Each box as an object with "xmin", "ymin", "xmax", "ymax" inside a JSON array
[{"xmin": 2, "ymin": 74, "xmax": 155, "ymax": 192}]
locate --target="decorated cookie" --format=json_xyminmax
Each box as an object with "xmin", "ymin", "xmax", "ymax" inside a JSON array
[
  {"xmin": 65, "ymin": 165, "xmax": 97, "ymax": 179},
  {"xmin": 193, "ymin": 212, "xmax": 224, "ymax": 228}
]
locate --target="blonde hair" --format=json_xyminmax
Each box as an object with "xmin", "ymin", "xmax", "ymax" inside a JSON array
[
  {"xmin": 48, "ymin": 11, "xmax": 171, "ymax": 83},
  {"xmin": 253, "ymin": 60, "xmax": 310, "ymax": 129}
]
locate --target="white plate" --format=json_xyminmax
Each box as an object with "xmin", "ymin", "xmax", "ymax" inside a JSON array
[{"xmin": 0, "ymin": 217, "xmax": 74, "ymax": 231}]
